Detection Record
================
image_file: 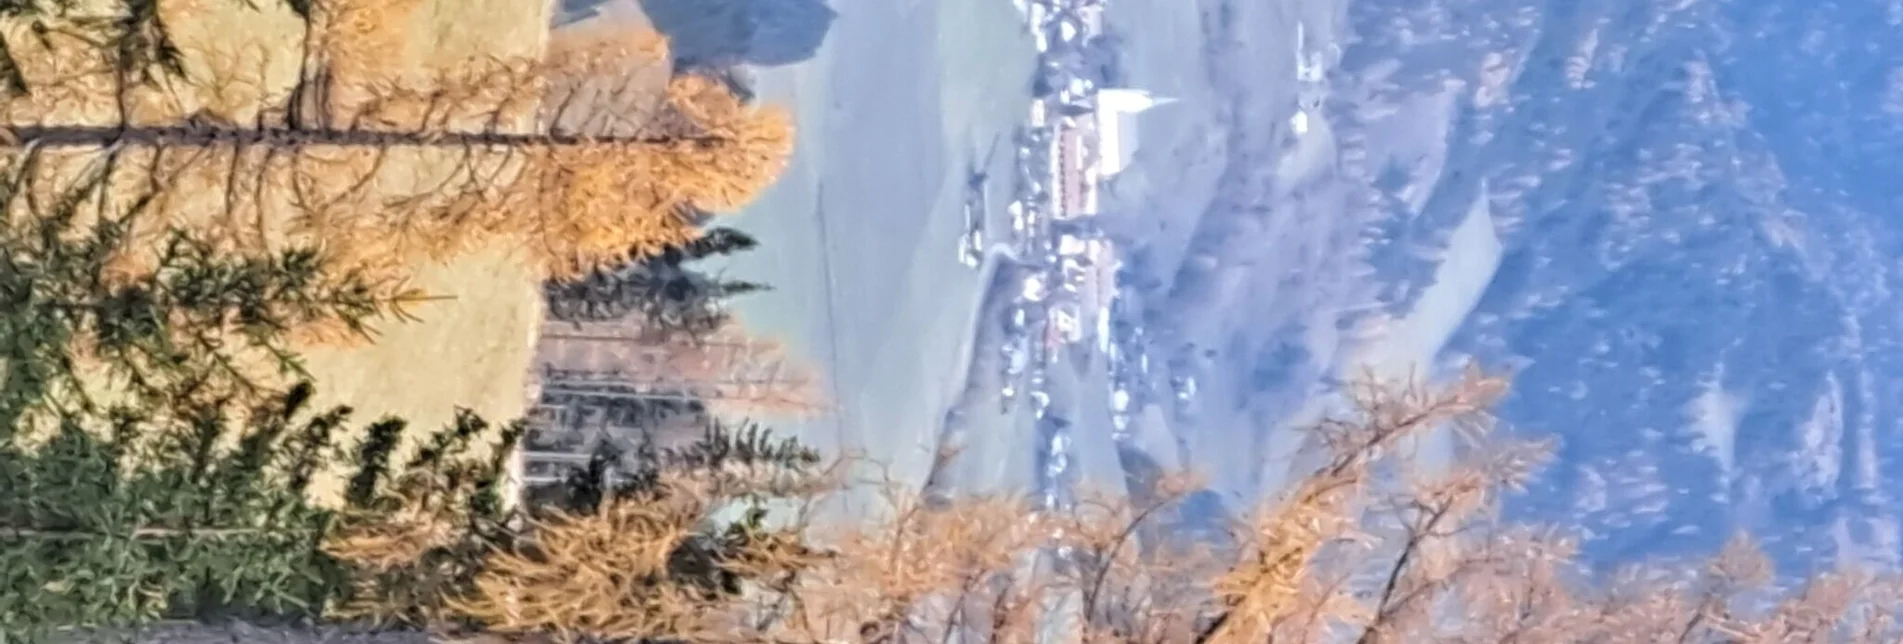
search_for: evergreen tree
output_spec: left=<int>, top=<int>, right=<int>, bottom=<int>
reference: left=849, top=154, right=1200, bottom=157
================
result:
left=535, top=419, right=820, bottom=514
left=0, top=4, right=822, bottom=640
left=544, top=225, right=772, bottom=338
left=0, top=151, right=521, bottom=639
left=0, top=387, right=526, bottom=640
left=0, top=147, right=417, bottom=429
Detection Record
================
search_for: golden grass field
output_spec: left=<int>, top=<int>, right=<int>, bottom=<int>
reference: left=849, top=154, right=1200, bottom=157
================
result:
left=296, top=0, right=553, bottom=503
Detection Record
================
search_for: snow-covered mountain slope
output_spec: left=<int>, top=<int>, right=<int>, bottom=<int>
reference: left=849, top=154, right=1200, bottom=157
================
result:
left=1380, top=0, right=1903, bottom=570
left=1122, top=0, right=1903, bottom=571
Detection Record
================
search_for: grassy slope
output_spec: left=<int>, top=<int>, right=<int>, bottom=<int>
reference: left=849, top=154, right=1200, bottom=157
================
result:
left=295, top=0, right=552, bottom=504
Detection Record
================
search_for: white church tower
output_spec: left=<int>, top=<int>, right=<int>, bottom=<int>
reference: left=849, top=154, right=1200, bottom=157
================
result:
left=1096, top=88, right=1177, bottom=116
left=1092, top=89, right=1177, bottom=179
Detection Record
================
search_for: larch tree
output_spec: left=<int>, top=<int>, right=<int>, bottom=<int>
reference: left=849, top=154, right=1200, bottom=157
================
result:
left=681, top=369, right=1903, bottom=644
left=0, top=0, right=796, bottom=295
left=423, top=422, right=828, bottom=642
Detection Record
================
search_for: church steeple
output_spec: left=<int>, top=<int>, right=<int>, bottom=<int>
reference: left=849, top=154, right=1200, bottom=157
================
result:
left=1096, top=88, right=1177, bottom=114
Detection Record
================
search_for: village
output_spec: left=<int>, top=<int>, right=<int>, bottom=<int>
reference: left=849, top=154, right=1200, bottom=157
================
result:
left=955, top=0, right=1198, bottom=514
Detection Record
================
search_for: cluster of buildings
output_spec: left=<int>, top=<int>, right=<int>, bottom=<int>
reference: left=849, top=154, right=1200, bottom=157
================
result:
left=958, top=0, right=1176, bottom=435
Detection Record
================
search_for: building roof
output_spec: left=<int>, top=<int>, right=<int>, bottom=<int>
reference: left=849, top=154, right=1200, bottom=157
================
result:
left=1093, top=89, right=1176, bottom=179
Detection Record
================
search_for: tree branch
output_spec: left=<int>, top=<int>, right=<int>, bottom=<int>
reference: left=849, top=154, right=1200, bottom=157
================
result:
left=6, top=124, right=724, bottom=149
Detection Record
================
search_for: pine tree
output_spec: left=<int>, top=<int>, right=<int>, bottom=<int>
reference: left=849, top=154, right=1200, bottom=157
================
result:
left=0, top=167, right=825, bottom=638
left=0, top=151, right=524, bottom=638
left=544, top=225, right=771, bottom=338
left=0, top=385, right=528, bottom=640
left=0, top=144, right=425, bottom=428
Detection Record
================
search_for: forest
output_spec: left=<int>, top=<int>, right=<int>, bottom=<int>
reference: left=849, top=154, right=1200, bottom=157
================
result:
left=2, top=1, right=1903, bottom=643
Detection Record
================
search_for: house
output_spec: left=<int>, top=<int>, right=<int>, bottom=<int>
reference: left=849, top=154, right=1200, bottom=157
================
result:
left=1050, top=88, right=1176, bottom=219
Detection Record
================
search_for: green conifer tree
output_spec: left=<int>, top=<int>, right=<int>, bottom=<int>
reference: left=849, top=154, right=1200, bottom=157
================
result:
left=544, top=225, right=771, bottom=337
left=0, top=144, right=518, bottom=640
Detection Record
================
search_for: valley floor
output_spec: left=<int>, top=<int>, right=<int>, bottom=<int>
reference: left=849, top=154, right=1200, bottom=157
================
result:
left=718, top=0, right=1039, bottom=519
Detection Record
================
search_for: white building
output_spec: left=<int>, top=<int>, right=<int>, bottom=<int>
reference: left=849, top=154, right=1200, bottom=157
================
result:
left=1093, top=88, right=1176, bottom=179
left=1051, top=88, right=1177, bottom=219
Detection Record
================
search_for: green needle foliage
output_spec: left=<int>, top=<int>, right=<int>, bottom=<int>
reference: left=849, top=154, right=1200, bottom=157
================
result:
left=544, top=225, right=770, bottom=337
left=0, top=383, right=527, bottom=641
left=2, top=386, right=347, bottom=633
left=0, top=143, right=513, bottom=639
left=0, top=146, right=425, bottom=427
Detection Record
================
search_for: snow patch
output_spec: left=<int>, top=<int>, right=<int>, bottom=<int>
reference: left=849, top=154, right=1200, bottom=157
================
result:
left=1566, top=20, right=1606, bottom=89
left=1794, top=374, right=1845, bottom=492
left=1348, top=181, right=1504, bottom=381
left=1683, top=370, right=1745, bottom=484
left=1273, top=182, right=1505, bottom=481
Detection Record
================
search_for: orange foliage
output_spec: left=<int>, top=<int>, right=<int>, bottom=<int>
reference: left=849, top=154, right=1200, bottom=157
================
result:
left=654, top=74, right=798, bottom=211
left=310, top=369, right=1903, bottom=643
left=445, top=493, right=720, bottom=641
left=1, top=7, right=793, bottom=291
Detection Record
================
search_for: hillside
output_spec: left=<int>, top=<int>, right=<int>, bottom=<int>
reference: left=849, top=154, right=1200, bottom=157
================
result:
left=1097, top=0, right=1903, bottom=573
